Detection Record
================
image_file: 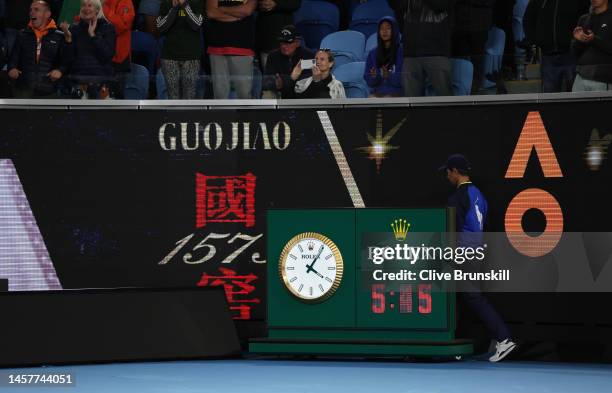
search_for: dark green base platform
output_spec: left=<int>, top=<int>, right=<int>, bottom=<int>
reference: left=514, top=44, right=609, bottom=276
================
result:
left=249, top=338, right=473, bottom=357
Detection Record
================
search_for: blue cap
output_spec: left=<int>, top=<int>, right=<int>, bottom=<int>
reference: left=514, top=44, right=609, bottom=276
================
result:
left=439, top=154, right=471, bottom=171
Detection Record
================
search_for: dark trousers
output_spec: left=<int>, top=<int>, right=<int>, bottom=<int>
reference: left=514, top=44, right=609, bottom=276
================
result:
left=541, top=52, right=576, bottom=93
left=452, top=30, right=489, bottom=91
left=402, top=56, right=453, bottom=97
left=461, top=291, right=511, bottom=342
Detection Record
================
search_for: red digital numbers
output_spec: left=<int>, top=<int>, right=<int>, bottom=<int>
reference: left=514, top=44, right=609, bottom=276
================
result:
left=371, top=284, right=385, bottom=314
left=371, top=284, right=432, bottom=314
left=418, top=284, right=432, bottom=314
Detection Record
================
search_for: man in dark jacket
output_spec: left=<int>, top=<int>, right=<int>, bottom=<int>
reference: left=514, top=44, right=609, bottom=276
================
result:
left=7, top=0, right=70, bottom=98
left=390, top=0, right=455, bottom=97
left=262, top=25, right=314, bottom=98
left=256, top=0, right=301, bottom=68
left=524, top=0, right=590, bottom=92
left=571, top=0, right=612, bottom=91
left=452, top=0, right=496, bottom=93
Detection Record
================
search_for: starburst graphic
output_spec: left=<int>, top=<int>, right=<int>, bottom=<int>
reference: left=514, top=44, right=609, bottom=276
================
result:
left=357, top=111, right=407, bottom=172
left=584, top=128, right=611, bottom=171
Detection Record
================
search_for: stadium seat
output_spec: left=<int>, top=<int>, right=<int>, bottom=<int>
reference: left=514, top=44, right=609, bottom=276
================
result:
left=131, top=30, right=158, bottom=74
left=482, top=27, right=505, bottom=89
left=364, top=33, right=377, bottom=58
left=424, top=58, right=473, bottom=96
left=124, top=63, right=150, bottom=99
left=450, top=58, right=473, bottom=96
left=349, top=0, right=395, bottom=38
left=294, top=1, right=340, bottom=50
left=334, top=61, right=369, bottom=98
left=320, top=30, right=366, bottom=68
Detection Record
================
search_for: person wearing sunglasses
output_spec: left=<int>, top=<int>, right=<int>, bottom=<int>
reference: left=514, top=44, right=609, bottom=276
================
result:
left=291, top=48, right=345, bottom=99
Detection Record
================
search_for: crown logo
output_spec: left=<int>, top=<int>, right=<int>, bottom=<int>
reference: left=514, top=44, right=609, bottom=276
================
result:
left=391, top=219, right=410, bottom=241
left=307, top=242, right=315, bottom=251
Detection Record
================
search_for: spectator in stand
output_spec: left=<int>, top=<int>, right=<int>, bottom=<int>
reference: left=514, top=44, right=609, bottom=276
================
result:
left=7, top=0, right=69, bottom=98
left=523, top=0, right=591, bottom=93
left=62, top=0, right=116, bottom=98
left=571, top=0, right=612, bottom=92
left=206, top=0, right=257, bottom=99
left=390, top=0, right=454, bottom=97
left=7, top=0, right=61, bottom=29
left=292, top=48, right=345, bottom=98
left=102, top=0, right=135, bottom=98
left=364, top=16, right=403, bottom=97
left=256, top=0, right=300, bottom=69
left=137, top=0, right=161, bottom=35
left=157, top=0, right=203, bottom=99
left=452, top=0, right=495, bottom=93
left=262, top=25, right=314, bottom=98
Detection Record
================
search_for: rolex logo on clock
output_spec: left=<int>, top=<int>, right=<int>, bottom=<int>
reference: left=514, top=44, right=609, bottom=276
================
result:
left=279, top=232, right=344, bottom=303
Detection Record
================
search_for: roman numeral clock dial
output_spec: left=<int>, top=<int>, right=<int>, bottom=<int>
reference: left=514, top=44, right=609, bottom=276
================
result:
left=279, top=232, right=344, bottom=303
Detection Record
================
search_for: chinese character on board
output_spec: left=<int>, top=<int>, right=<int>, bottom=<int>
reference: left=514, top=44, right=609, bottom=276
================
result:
left=197, top=267, right=261, bottom=320
left=196, top=173, right=256, bottom=228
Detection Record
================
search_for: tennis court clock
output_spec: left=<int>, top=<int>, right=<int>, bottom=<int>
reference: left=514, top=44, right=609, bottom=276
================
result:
left=249, top=208, right=472, bottom=357
left=279, top=232, right=344, bottom=303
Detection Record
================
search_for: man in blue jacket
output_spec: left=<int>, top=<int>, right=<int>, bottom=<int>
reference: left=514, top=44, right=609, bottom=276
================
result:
left=441, top=154, right=517, bottom=362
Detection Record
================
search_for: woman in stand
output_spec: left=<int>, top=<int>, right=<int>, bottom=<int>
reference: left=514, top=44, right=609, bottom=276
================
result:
left=364, top=16, right=403, bottom=97
left=292, top=48, right=345, bottom=98
left=156, top=0, right=203, bottom=99
left=61, top=0, right=116, bottom=98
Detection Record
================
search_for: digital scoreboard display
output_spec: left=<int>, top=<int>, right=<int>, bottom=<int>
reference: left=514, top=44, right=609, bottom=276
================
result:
left=253, top=207, right=463, bottom=357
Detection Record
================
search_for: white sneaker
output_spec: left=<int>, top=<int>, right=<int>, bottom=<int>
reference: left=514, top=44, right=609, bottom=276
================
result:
left=489, top=339, right=516, bottom=362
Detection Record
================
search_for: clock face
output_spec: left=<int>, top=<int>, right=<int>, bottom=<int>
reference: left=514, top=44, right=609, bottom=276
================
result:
left=279, top=232, right=343, bottom=303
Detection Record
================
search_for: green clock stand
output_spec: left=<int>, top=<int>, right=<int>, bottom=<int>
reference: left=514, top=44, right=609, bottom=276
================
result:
left=249, top=208, right=473, bottom=357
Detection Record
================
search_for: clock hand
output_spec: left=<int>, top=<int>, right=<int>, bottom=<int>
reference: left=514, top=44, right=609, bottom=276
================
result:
left=305, top=264, right=324, bottom=279
left=306, top=247, right=324, bottom=274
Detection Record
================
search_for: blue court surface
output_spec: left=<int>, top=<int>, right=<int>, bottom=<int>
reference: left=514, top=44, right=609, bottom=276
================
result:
left=2, top=359, right=611, bottom=392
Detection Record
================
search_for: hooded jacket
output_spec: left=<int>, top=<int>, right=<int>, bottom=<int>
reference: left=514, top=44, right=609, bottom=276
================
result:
left=364, top=16, right=403, bottom=96
left=8, top=19, right=70, bottom=95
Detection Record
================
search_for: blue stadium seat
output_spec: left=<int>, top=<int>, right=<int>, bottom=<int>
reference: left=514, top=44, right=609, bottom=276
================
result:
left=425, top=58, right=473, bottom=96
left=364, top=32, right=377, bottom=58
left=294, top=1, right=340, bottom=50
left=450, top=58, right=473, bottom=96
left=156, top=71, right=167, bottom=99
left=334, top=61, right=369, bottom=98
left=349, top=0, right=395, bottom=39
left=482, top=27, right=505, bottom=89
left=131, top=30, right=158, bottom=74
left=124, top=63, right=150, bottom=99
left=320, top=30, right=366, bottom=68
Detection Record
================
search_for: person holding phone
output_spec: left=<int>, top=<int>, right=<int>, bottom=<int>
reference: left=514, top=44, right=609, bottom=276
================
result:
left=292, top=48, right=345, bottom=99
left=571, top=0, right=612, bottom=92
left=262, top=25, right=314, bottom=98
